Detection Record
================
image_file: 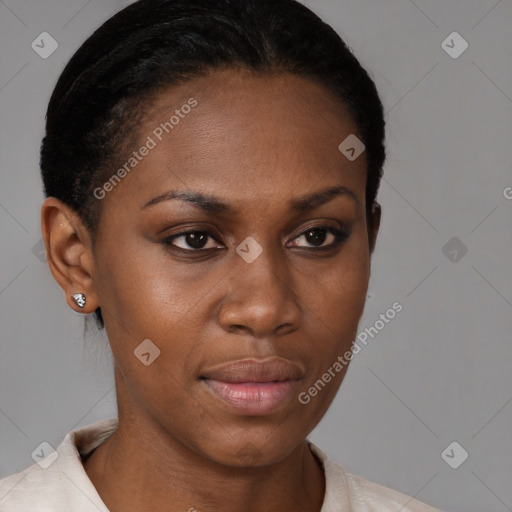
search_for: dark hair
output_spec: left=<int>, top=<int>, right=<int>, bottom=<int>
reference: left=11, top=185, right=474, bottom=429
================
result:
left=41, top=0, right=386, bottom=329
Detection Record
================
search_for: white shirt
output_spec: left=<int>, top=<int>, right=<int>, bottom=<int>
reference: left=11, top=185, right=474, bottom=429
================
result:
left=0, top=418, right=442, bottom=511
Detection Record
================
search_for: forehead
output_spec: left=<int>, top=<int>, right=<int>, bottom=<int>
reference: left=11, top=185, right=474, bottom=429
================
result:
left=99, top=68, right=367, bottom=215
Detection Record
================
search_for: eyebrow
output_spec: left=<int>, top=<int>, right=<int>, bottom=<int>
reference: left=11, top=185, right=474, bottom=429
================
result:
left=142, top=185, right=360, bottom=214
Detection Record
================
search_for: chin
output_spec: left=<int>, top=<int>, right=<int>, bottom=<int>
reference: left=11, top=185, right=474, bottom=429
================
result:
left=194, top=425, right=306, bottom=468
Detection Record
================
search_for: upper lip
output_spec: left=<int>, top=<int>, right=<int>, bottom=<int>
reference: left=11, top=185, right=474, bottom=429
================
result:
left=200, top=357, right=304, bottom=383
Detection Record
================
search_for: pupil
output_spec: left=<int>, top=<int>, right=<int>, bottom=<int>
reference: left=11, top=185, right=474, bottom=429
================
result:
left=306, top=228, right=326, bottom=246
left=186, top=232, right=207, bottom=249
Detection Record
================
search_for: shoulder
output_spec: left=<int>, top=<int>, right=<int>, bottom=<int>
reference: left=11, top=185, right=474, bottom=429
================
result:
left=308, top=442, right=444, bottom=512
left=0, top=461, right=68, bottom=511
left=0, top=418, right=117, bottom=512
left=344, top=472, right=442, bottom=512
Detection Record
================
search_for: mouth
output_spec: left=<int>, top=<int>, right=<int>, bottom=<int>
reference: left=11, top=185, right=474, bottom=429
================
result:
left=199, top=358, right=304, bottom=416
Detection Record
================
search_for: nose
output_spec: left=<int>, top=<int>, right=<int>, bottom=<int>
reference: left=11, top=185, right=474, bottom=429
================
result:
left=217, top=243, right=302, bottom=339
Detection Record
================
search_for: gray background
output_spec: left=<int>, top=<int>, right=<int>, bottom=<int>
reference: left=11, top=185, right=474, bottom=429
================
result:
left=1, top=1, right=511, bottom=511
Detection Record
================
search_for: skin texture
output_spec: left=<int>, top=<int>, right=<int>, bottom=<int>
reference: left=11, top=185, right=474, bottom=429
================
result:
left=41, top=68, right=381, bottom=512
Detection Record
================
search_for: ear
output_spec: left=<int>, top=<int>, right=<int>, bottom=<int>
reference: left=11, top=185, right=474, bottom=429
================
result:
left=41, top=197, right=99, bottom=314
left=368, top=201, right=381, bottom=255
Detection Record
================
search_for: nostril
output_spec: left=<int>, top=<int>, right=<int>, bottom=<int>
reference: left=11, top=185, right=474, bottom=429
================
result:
left=275, top=323, right=296, bottom=336
left=230, top=324, right=248, bottom=334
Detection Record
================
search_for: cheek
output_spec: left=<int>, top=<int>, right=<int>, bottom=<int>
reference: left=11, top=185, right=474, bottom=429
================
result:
left=296, top=235, right=370, bottom=387
left=94, top=238, right=186, bottom=329
left=293, top=241, right=370, bottom=418
left=309, top=238, right=370, bottom=325
left=93, top=239, right=221, bottom=385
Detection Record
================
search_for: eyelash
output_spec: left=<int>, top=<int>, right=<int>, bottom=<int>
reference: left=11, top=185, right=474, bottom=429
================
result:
left=162, top=225, right=349, bottom=254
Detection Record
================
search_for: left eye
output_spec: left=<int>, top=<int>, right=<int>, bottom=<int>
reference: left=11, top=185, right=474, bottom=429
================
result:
left=289, top=226, right=347, bottom=249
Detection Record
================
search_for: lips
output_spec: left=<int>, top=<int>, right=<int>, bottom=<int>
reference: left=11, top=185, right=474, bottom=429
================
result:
left=200, top=358, right=304, bottom=415
left=200, top=358, right=304, bottom=383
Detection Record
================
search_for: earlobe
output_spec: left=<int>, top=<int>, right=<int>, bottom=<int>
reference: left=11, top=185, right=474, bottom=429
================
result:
left=40, top=197, right=98, bottom=314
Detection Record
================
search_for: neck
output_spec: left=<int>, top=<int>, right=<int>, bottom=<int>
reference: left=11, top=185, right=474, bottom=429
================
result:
left=83, top=412, right=325, bottom=512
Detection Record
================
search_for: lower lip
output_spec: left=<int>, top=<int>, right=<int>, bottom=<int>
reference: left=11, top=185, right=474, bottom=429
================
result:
left=202, top=379, right=297, bottom=415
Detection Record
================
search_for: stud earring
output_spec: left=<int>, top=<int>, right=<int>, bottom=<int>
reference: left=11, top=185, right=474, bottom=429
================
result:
left=72, top=293, right=86, bottom=309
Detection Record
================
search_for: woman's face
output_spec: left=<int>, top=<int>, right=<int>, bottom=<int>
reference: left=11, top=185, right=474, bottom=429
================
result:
left=89, top=68, right=378, bottom=466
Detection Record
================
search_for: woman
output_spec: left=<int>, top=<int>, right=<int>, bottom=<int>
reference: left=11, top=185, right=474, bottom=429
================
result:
left=0, top=0, right=443, bottom=510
